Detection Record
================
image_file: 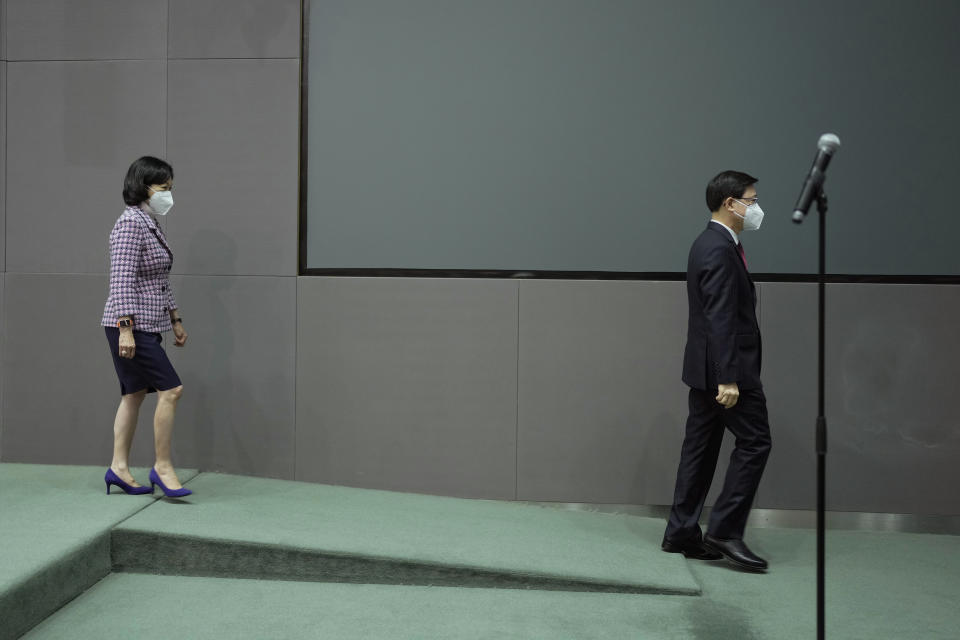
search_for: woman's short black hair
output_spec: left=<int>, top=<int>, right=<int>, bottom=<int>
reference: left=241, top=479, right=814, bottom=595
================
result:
left=705, top=170, right=758, bottom=212
left=122, top=156, right=174, bottom=206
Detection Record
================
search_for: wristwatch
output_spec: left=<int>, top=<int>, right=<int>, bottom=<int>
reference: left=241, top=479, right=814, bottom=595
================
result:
left=172, top=318, right=183, bottom=324
left=117, top=318, right=133, bottom=328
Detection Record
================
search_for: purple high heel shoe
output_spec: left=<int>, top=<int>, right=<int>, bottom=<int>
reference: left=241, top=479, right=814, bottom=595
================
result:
left=150, top=468, right=193, bottom=498
left=105, top=468, right=153, bottom=495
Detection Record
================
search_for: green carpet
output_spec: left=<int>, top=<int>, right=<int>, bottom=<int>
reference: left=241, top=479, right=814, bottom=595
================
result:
left=686, top=527, right=960, bottom=639
left=6, top=465, right=960, bottom=639
left=0, top=464, right=198, bottom=640
left=24, top=528, right=960, bottom=640
left=113, top=472, right=698, bottom=595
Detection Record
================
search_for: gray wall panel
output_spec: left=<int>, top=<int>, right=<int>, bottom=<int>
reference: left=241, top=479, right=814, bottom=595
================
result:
left=516, top=281, right=695, bottom=505
left=166, top=275, right=297, bottom=479
left=168, top=0, right=300, bottom=59
left=825, top=284, right=960, bottom=515
left=0, top=274, right=159, bottom=466
left=166, top=59, right=298, bottom=276
left=4, top=0, right=166, bottom=61
left=296, top=277, right=519, bottom=499
left=0, top=275, right=5, bottom=459
left=1, top=60, right=6, bottom=270
left=755, top=282, right=818, bottom=510
left=1, top=0, right=7, bottom=60
left=4, top=60, right=166, bottom=273
left=0, top=274, right=296, bottom=480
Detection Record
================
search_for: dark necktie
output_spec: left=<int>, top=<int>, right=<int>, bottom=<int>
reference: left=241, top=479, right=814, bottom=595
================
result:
left=736, top=243, right=748, bottom=270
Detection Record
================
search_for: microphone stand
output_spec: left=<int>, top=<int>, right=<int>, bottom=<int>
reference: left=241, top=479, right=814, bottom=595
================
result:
left=793, top=132, right=838, bottom=639
left=814, top=188, right=828, bottom=640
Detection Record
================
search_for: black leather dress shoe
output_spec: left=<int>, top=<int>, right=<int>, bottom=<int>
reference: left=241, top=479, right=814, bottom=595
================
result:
left=703, top=535, right=768, bottom=572
left=661, top=538, right=723, bottom=561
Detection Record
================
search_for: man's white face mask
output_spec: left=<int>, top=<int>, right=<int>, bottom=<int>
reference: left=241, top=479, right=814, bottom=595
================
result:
left=733, top=199, right=764, bottom=231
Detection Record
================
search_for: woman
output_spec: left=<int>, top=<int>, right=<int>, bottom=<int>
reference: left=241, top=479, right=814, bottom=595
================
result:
left=102, top=156, right=192, bottom=498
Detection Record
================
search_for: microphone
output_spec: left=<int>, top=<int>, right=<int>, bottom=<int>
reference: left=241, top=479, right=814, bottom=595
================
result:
left=792, top=133, right=841, bottom=223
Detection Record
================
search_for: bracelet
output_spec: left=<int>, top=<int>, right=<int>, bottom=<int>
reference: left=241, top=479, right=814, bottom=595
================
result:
left=172, top=318, right=183, bottom=324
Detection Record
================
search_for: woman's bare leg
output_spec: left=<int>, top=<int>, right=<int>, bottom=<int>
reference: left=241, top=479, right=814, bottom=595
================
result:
left=153, top=385, right=185, bottom=489
left=110, top=390, right=147, bottom=485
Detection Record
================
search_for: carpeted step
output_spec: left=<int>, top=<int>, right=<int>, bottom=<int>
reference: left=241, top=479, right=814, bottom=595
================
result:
left=22, top=573, right=702, bottom=640
left=0, top=464, right=198, bottom=640
left=112, top=472, right=700, bottom=595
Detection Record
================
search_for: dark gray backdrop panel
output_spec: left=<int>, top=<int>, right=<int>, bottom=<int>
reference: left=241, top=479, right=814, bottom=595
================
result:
left=306, top=0, right=960, bottom=274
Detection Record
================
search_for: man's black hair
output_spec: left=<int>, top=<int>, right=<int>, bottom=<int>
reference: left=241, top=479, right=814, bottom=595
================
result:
left=705, top=170, right=758, bottom=212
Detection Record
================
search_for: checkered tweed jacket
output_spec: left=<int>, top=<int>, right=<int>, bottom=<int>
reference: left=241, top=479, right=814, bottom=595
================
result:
left=101, top=206, right=178, bottom=333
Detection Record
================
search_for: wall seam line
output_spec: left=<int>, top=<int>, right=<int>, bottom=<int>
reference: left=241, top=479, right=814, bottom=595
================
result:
left=293, top=278, right=298, bottom=481
left=164, top=0, right=169, bottom=161
left=3, top=52, right=6, bottom=273
left=515, top=282, right=520, bottom=501
left=2, top=23, right=7, bottom=460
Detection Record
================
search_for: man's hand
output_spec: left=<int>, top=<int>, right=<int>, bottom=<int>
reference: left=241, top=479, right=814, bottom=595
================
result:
left=716, top=382, right=740, bottom=409
left=173, top=322, right=188, bottom=347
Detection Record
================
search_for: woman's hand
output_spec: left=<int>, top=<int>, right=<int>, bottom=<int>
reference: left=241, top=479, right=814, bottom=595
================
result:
left=119, top=328, right=136, bottom=359
left=173, top=322, right=188, bottom=347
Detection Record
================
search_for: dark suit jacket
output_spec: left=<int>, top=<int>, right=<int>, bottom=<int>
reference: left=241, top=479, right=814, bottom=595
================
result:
left=682, top=221, right=762, bottom=391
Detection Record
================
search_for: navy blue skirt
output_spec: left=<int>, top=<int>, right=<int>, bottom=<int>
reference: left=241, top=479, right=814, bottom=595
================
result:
left=105, top=327, right=182, bottom=395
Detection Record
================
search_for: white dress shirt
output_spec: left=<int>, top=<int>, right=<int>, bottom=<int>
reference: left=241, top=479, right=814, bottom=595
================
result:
left=711, top=219, right=739, bottom=245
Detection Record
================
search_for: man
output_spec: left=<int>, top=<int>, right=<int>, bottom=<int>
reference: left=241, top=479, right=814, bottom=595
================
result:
left=662, top=170, right=772, bottom=572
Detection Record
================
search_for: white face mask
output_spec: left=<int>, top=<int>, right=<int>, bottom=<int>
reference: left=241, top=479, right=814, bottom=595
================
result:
left=146, top=189, right=174, bottom=216
left=733, top=199, right=764, bottom=231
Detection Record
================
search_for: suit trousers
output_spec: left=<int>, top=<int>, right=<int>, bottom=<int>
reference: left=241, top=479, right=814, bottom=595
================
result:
left=664, top=386, right=771, bottom=543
